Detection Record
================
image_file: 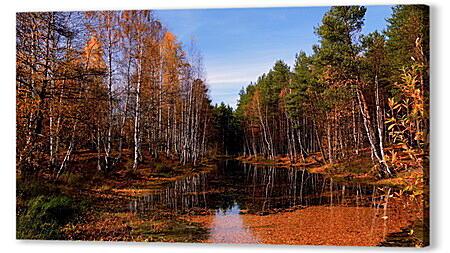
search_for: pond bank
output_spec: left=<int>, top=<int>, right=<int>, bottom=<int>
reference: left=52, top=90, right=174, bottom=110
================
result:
left=66, top=158, right=215, bottom=242
left=236, top=150, right=426, bottom=195
left=17, top=153, right=215, bottom=241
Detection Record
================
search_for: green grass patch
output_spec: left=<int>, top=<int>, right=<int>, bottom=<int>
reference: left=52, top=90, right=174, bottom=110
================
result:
left=131, top=216, right=208, bottom=243
left=17, top=195, right=85, bottom=240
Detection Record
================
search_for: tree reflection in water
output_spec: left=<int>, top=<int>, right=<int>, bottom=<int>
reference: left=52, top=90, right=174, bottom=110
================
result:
left=129, top=160, right=393, bottom=214
left=127, top=160, right=421, bottom=245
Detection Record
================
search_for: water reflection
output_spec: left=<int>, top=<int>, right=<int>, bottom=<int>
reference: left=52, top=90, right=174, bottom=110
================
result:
left=129, top=160, right=393, bottom=215
left=209, top=202, right=259, bottom=244
left=216, top=202, right=240, bottom=215
left=127, top=160, right=421, bottom=245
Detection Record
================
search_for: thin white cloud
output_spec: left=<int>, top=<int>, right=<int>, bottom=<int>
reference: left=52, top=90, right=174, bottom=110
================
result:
left=208, top=78, right=252, bottom=84
left=210, top=90, right=238, bottom=96
left=206, top=64, right=267, bottom=86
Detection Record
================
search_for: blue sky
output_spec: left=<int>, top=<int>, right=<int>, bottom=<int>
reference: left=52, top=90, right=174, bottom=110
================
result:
left=155, top=5, right=393, bottom=108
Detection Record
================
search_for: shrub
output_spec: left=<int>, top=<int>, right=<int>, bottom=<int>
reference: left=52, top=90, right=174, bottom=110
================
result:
left=17, top=195, right=79, bottom=240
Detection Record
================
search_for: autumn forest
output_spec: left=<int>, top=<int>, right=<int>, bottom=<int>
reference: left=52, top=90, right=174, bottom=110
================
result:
left=16, top=5, right=429, bottom=246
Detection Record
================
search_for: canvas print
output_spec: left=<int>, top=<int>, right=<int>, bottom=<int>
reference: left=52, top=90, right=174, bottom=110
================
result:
left=16, top=5, right=429, bottom=247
